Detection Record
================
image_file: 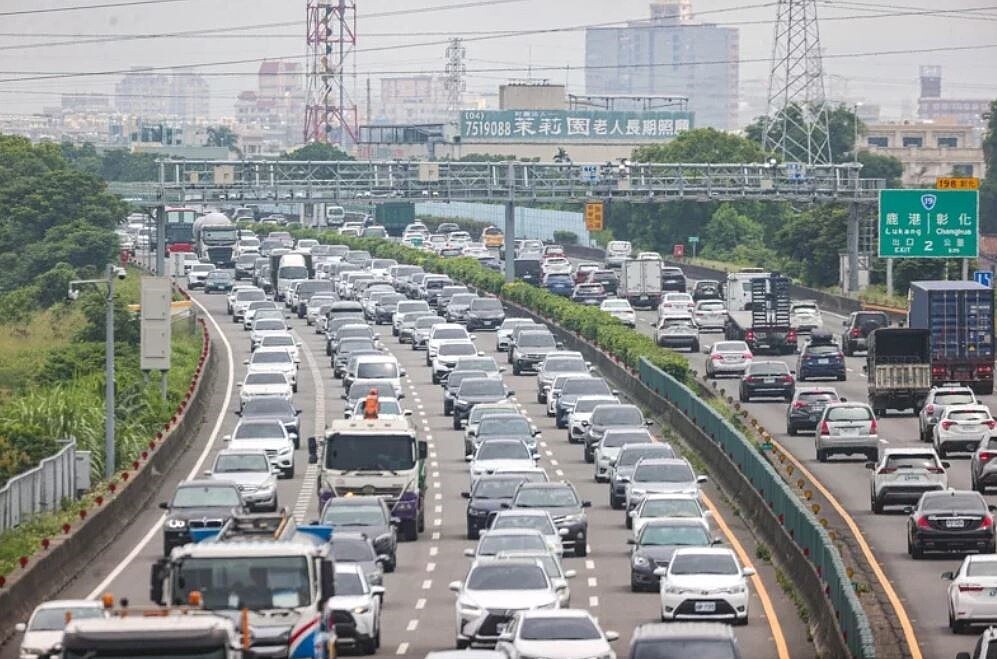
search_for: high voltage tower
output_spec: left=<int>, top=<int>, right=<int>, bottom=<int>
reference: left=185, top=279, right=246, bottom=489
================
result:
left=304, top=0, right=358, bottom=146
left=444, top=37, right=467, bottom=113
left=763, top=0, right=832, bottom=165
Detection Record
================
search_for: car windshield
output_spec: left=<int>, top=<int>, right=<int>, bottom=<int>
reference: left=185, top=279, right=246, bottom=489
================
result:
left=493, top=514, right=554, bottom=534
left=632, top=639, right=738, bottom=659
left=545, top=358, right=587, bottom=373
left=214, top=454, right=270, bottom=473
left=354, top=399, right=401, bottom=416
left=884, top=454, right=939, bottom=469
left=563, top=379, right=611, bottom=396
left=519, top=333, right=556, bottom=348
left=640, top=524, right=710, bottom=546
left=245, top=373, right=286, bottom=385
left=466, top=564, right=548, bottom=590
left=479, top=417, right=531, bottom=437
left=357, top=362, right=398, bottom=379
left=439, top=343, right=477, bottom=357
left=339, top=327, right=373, bottom=340
left=635, top=463, right=694, bottom=483
left=826, top=406, right=873, bottom=422
left=670, top=553, right=739, bottom=576
left=242, top=398, right=295, bottom=418
left=922, top=494, right=985, bottom=513
left=254, top=320, right=285, bottom=331
left=238, top=291, right=267, bottom=302
left=471, top=299, right=503, bottom=311
left=641, top=498, right=702, bottom=518
left=333, top=571, right=365, bottom=596
left=520, top=617, right=600, bottom=641
left=715, top=342, right=748, bottom=352
left=799, top=391, right=837, bottom=404
left=472, top=477, right=524, bottom=499
left=434, top=328, right=468, bottom=340
left=460, top=379, right=505, bottom=397
left=949, top=410, right=991, bottom=422
left=967, top=561, right=997, bottom=577
left=620, top=447, right=673, bottom=467
left=593, top=406, right=643, bottom=426
left=252, top=352, right=291, bottom=365
left=279, top=266, right=308, bottom=279
left=339, top=340, right=376, bottom=354
left=326, top=433, right=415, bottom=471
left=478, top=534, right=547, bottom=555
left=416, top=317, right=441, bottom=329
left=346, top=383, right=396, bottom=400
left=806, top=345, right=840, bottom=356
left=234, top=422, right=283, bottom=440
left=698, top=301, right=724, bottom=310
left=322, top=504, right=386, bottom=527
left=172, top=485, right=241, bottom=508
left=573, top=398, right=616, bottom=413
left=262, top=336, right=295, bottom=348
left=331, top=539, right=376, bottom=562
left=935, top=393, right=976, bottom=406
left=515, top=487, right=578, bottom=508
left=477, top=442, right=530, bottom=460
left=173, top=555, right=311, bottom=610
left=30, top=606, right=104, bottom=631
left=456, top=358, right=497, bottom=372
left=748, top=362, right=788, bottom=375
left=604, top=431, right=653, bottom=448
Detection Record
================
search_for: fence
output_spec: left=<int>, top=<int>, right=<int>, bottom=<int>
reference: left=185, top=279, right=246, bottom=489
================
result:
left=638, top=358, right=877, bottom=658
left=414, top=201, right=590, bottom=243
left=0, top=440, right=79, bottom=532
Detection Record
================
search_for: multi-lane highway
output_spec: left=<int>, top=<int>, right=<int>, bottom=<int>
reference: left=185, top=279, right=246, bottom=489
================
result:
left=4, top=266, right=818, bottom=658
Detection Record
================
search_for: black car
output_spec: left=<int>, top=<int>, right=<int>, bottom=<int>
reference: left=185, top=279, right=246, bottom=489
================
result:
left=586, top=269, right=618, bottom=296
left=628, top=518, right=719, bottom=592
left=906, top=490, right=997, bottom=559
left=514, top=258, right=542, bottom=285
left=437, top=222, right=460, bottom=234
left=692, top=279, right=722, bottom=301
left=660, top=267, right=687, bottom=292
left=797, top=331, right=846, bottom=381
left=554, top=376, right=617, bottom=429
left=508, top=482, right=591, bottom=557
left=238, top=396, right=302, bottom=447
left=160, top=480, right=246, bottom=555
left=452, top=377, right=514, bottom=429
left=234, top=255, right=257, bottom=280
left=465, top=297, right=506, bottom=331
left=294, top=281, right=335, bottom=318
left=739, top=361, right=795, bottom=402
left=841, top=311, right=890, bottom=356
left=462, top=475, right=541, bottom=540
left=510, top=330, right=561, bottom=375
left=320, top=496, right=398, bottom=571
left=441, top=370, right=488, bottom=416
left=204, top=271, right=235, bottom=293
left=786, top=387, right=840, bottom=435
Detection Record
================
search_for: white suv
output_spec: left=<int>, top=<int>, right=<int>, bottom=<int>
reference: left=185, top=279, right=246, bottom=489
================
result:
left=867, top=447, right=950, bottom=514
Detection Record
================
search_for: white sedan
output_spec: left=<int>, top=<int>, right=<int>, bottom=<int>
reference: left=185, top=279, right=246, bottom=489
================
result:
left=327, top=563, right=384, bottom=654
left=657, top=547, right=754, bottom=624
left=600, top=299, right=636, bottom=327
left=496, top=609, right=618, bottom=659
left=945, top=554, right=997, bottom=633
left=238, top=372, right=293, bottom=410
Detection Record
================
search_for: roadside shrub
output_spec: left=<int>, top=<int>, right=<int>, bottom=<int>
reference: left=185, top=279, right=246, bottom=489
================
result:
left=553, top=230, right=578, bottom=245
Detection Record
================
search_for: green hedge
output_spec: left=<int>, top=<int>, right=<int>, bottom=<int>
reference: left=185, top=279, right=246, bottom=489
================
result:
left=267, top=226, right=690, bottom=383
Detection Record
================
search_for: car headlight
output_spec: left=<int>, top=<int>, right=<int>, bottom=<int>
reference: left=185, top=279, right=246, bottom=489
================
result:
left=560, top=513, right=585, bottom=524
left=468, top=508, right=488, bottom=517
left=632, top=554, right=649, bottom=567
left=352, top=605, right=371, bottom=614
left=718, top=584, right=746, bottom=594
left=166, top=518, right=186, bottom=529
left=456, top=399, right=469, bottom=406
left=631, top=489, right=646, bottom=497
left=459, top=603, right=482, bottom=616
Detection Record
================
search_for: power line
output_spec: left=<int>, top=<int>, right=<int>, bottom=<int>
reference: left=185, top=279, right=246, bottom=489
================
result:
left=0, top=0, right=206, bottom=17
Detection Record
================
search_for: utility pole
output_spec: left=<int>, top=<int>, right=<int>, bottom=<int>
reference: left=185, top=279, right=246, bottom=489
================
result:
left=504, top=161, right=516, bottom=283
left=155, top=206, right=166, bottom=276
left=847, top=204, right=860, bottom=293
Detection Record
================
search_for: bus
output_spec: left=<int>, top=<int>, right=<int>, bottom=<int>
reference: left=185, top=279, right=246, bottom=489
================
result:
left=164, top=207, right=198, bottom=255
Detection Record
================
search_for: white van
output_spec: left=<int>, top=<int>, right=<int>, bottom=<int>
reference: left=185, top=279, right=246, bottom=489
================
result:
left=326, top=205, right=346, bottom=227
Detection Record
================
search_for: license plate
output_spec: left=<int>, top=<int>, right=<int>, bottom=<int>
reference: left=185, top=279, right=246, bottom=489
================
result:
left=946, top=519, right=965, bottom=528
left=818, top=359, right=829, bottom=365
left=903, top=474, right=921, bottom=481
left=841, top=427, right=859, bottom=436
left=960, top=425, right=982, bottom=432
left=640, top=295, right=649, bottom=301
left=694, top=601, right=716, bottom=613
left=763, top=378, right=776, bottom=384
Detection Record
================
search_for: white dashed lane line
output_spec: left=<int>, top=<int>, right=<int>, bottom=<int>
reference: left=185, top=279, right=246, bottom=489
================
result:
left=291, top=330, right=327, bottom=522
left=396, top=642, right=409, bottom=655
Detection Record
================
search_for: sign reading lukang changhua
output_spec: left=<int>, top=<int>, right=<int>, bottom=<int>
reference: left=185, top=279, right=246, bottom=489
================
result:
left=459, top=110, right=694, bottom=142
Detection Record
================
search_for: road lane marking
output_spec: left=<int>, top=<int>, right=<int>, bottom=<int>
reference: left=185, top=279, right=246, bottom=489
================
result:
left=87, top=290, right=235, bottom=599
left=415, top=598, right=426, bottom=609
left=430, top=546, right=438, bottom=556
left=701, top=492, right=790, bottom=659
left=396, top=642, right=409, bottom=655
left=426, top=562, right=436, bottom=572
left=585, top=560, right=595, bottom=570
left=589, top=595, right=599, bottom=607
left=422, top=580, right=432, bottom=589
left=292, top=332, right=326, bottom=521
left=406, top=619, right=419, bottom=631
left=587, top=577, right=598, bottom=588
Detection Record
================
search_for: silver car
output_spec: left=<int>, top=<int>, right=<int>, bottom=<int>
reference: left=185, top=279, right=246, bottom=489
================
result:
left=625, top=458, right=705, bottom=516
left=815, top=402, right=879, bottom=463
left=692, top=299, right=727, bottom=332
left=933, top=404, right=995, bottom=458
left=567, top=395, right=620, bottom=445
left=594, top=427, right=655, bottom=483
left=582, top=403, right=649, bottom=464
left=704, top=341, right=753, bottom=378
left=497, top=318, right=540, bottom=352
left=206, top=449, right=279, bottom=512
left=918, top=386, right=977, bottom=442
left=536, top=352, right=591, bottom=404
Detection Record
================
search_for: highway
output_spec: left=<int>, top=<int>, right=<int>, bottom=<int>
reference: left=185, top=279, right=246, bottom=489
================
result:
left=617, top=275, right=997, bottom=659
left=3, top=271, right=814, bottom=658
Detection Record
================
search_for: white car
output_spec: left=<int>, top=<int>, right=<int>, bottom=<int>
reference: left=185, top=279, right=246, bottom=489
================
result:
left=594, top=427, right=655, bottom=483
left=238, top=372, right=293, bottom=410
left=868, top=448, right=949, bottom=514
left=496, top=609, right=618, bottom=659
left=242, top=301, right=282, bottom=330
left=630, top=493, right=712, bottom=540
left=790, top=301, right=823, bottom=332
left=489, top=510, right=565, bottom=556
left=326, top=563, right=384, bottom=654
left=225, top=419, right=295, bottom=478
left=541, top=257, right=572, bottom=276
left=230, top=287, right=268, bottom=321
left=600, top=299, right=636, bottom=327
left=605, top=240, right=632, bottom=267
left=658, top=292, right=694, bottom=314
left=944, top=553, right=997, bottom=633
left=15, top=600, right=106, bottom=659
left=450, top=557, right=560, bottom=648
left=933, top=404, right=996, bottom=459
left=693, top=299, right=728, bottom=332
left=250, top=318, right=289, bottom=351
left=625, top=458, right=707, bottom=514
left=186, top=263, right=215, bottom=288
left=426, top=324, right=475, bottom=361
left=656, top=547, right=754, bottom=624
left=246, top=308, right=285, bottom=332
left=295, top=238, right=319, bottom=254
left=705, top=341, right=753, bottom=378
left=343, top=354, right=406, bottom=398
left=257, top=333, right=301, bottom=364
left=392, top=300, right=431, bottom=335
left=468, top=439, right=536, bottom=483
left=245, top=348, right=298, bottom=392
left=306, top=295, right=337, bottom=325
left=496, top=318, right=538, bottom=352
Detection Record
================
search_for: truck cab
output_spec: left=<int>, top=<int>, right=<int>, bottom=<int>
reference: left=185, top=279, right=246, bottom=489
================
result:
left=59, top=611, right=244, bottom=659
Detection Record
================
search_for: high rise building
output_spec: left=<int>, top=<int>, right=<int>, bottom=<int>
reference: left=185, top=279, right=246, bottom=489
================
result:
left=232, top=60, right=305, bottom=153
left=584, top=2, right=738, bottom=130
left=917, top=65, right=991, bottom=127
left=114, top=69, right=209, bottom=121
left=379, top=76, right=449, bottom=124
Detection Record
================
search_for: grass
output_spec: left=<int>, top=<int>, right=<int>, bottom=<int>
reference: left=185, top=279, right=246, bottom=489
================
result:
left=0, top=305, right=82, bottom=400
left=775, top=567, right=812, bottom=626
left=856, top=285, right=907, bottom=310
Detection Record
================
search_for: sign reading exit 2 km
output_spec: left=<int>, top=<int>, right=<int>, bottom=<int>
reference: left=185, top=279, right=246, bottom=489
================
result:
left=878, top=189, right=979, bottom=258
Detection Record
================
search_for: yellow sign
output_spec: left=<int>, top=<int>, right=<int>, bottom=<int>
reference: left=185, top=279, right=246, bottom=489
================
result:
left=936, top=177, right=980, bottom=190
left=585, top=202, right=604, bottom=231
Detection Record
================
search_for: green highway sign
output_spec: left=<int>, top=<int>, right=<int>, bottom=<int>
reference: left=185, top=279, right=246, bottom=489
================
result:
left=878, top=189, right=979, bottom=258
left=688, top=236, right=700, bottom=244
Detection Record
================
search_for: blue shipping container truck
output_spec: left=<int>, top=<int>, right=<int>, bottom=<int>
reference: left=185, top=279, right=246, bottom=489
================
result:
left=907, top=281, right=995, bottom=395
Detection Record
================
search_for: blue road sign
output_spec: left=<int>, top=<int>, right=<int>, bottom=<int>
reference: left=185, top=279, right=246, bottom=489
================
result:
left=579, top=164, right=600, bottom=184
left=974, top=270, right=993, bottom=287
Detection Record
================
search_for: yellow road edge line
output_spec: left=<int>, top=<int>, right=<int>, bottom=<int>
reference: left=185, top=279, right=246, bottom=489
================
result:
left=701, top=492, right=791, bottom=659
left=765, top=436, right=922, bottom=658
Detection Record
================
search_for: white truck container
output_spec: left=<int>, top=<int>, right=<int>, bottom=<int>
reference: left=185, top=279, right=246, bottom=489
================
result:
left=619, top=258, right=663, bottom=309
left=277, top=252, right=310, bottom=302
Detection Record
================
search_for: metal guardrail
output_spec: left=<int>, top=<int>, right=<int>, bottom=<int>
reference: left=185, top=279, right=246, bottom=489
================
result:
left=108, top=159, right=883, bottom=207
left=0, top=440, right=80, bottom=532
left=638, top=359, right=877, bottom=658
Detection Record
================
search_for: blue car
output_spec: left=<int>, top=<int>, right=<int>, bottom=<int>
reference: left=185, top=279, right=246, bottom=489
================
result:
left=543, top=274, right=574, bottom=297
left=797, top=332, right=846, bottom=381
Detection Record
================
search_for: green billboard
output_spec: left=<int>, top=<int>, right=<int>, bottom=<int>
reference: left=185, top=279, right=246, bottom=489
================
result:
left=459, top=110, right=693, bottom=142
left=878, top=189, right=979, bottom=258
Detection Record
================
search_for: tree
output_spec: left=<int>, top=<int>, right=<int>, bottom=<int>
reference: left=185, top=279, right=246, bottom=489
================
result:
left=857, top=151, right=904, bottom=188
left=205, top=125, right=239, bottom=149
left=981, top=100, right=997, bottom=233
left=772, top=204, right=849, bottom=287
left=283, top=142, right=353, bottom=161
left=701, top=204, right=764, bottom=256
left=633, top=128, right=768, bottom=163
left=745, top=103, right=861, bottom=163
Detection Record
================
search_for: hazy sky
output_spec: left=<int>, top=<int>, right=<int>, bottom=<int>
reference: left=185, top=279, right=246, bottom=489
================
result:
left=1, top=0, right=995, bottom=123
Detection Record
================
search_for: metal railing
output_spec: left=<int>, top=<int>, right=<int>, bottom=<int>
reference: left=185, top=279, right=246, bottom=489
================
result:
left=108, top=159, right=883, bottom=207
left=638, top=359, right=877, bottom=658
left=0, top=440, right=80, bottom=532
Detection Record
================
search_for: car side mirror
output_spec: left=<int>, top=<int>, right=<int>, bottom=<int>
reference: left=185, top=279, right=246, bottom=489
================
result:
left=242, top=359, right=250, bottom=365
left=371, top=585, right=386, bottom=597
left=652, top=567, right=668, bottom=577
left=341, top=393, right=348, bottom=400
left=506, top=391, right=515, bottom=397
left=531, top=426, right=540, bottom=435
left=942, top=462, right=951, bottom=469
left=626, top=538, right=635, bottom=545
left=957, top=653, right=972, bottom=659
left=611, top=389, right=620, bottom=396
left=646, top=420, right=654, bottom=426
left=558, top=527, right=570, bottom=537
left=463, top=548, right=475, bottom=558
left=902, top=505, right=914, bottom=515
left=581, top=500, right=592, bottom=508
left=203, top=469, right=212, bottom=476
left=464, top=454, right=472, bottom=462
left=742, top=567, right=756, bottom=577
left=461, top=491, right=471, bottom=499
left=400, top=368, right=407, bottom=376
left=864, top=462, right=875, bottom=470
left=942, top=571, right=956, bottom=580
left=272, top=467, right=282, bottom=475
left=14, top=623, right=25, bottom=633
left=696, top=475, right=708, bottom=483
left=470, top=334, right=477, bottom=340
left=605, top=631, right=619, bottom=643
left=222, top=434, right=232, bottom=442
left=989, top=505, right=997, bottom=513
left=449, top=581, right=463, bottom=592
left=235, top=383, right=243, bottom=389
left=376, top=554, right=391, bottom=565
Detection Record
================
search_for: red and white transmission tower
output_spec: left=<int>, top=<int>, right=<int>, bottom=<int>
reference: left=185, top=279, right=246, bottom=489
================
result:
left=304, top=0, right=357, bottom=145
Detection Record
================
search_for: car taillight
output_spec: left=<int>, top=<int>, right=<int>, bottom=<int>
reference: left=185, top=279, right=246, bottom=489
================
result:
left=927, top=466, right=946, bottom=474
left=925, top=404, right=935, bottom=415
left=745, top=330, right=755, bottom=343
left=932, top=366, right=947, bottom=378
left=981, top=452, right=997, bottom=463
left=979, top=365, right=994, bottom=376
left=916, top=515, right=932, bottom=529
left=987, top=420, right=997, bottom=429
left=782, top=375, right=794, bottom=383
left=981, top=516, right=994, bottom=530
left=869, top=419, right=878, bottom=435
left=819, top=421, right=830, bottom=435
left=742, top=352, right=753, bottom=359
left=850, top=328, right=861, bottom=337
left=878, top=467, right=897, bottom=474
left=744, top=376, right=756, bottom=382
left=837, top=352, right=844, bottom=359
left=711, top=354, right=724, bottom=361
left=787, top=329, right=797, bottom=342
left=941, top=420, right=954, bottom=430
left=959, top=583, right=986, bottom=592
left=792, top=401, right=807, bottom=409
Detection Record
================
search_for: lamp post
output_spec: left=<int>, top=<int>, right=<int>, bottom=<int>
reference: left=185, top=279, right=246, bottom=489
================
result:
left=70, top=263, right=126, bottom=479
